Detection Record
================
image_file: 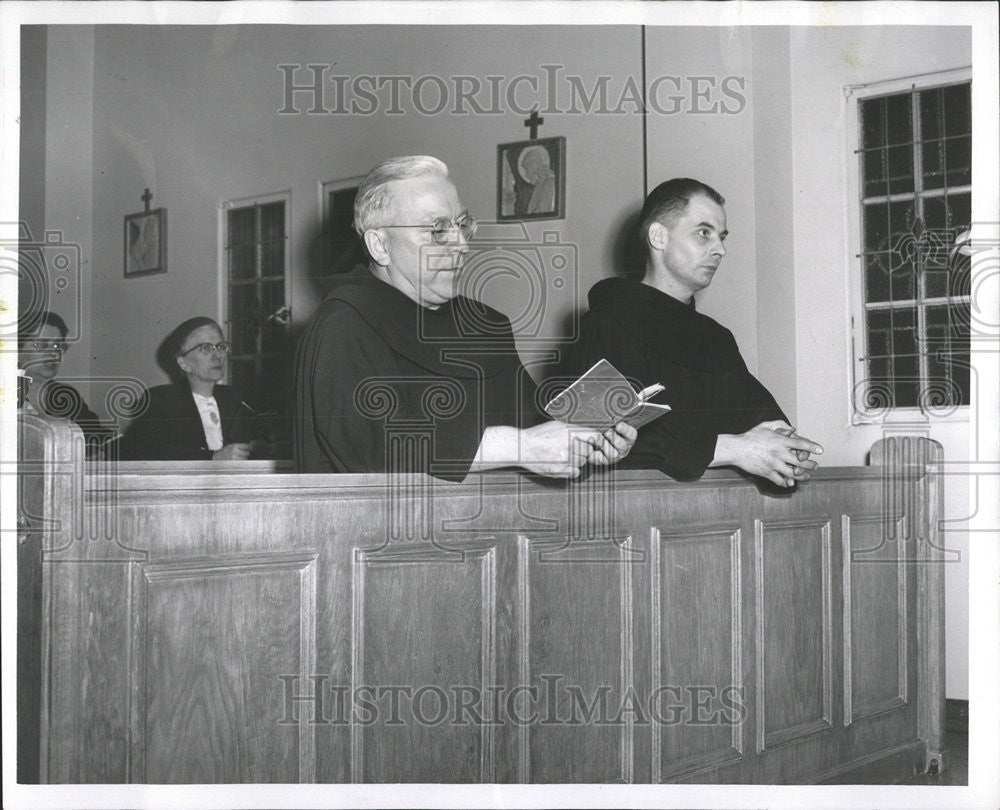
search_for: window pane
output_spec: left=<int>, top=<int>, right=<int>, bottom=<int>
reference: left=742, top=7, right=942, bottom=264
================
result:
left=920, top=87, right=943, bottom=140
left=892, top=363, right=919, bottom=407
left=861, top=97, right=886, bottom=148
left=925, top=303, right=970, bottom=408
left=925, top=267, right=948, bottom=299
left=888, top=198, right=915, bottom=264
left=227, top=208, right=257, bottom=281
left=950, top=254, right=972, bottom=301
left=863, top=148, right=887, bottom=197
left=863, top=203, right=889, bottom=252
left=887, top=144, right=914, bottom=194
left=259, top=202, right=285, bottom=242
left=923, top=195, right=949, bottom=233
left=865, top=355, right=891, bottom=410
left=865, top=306, right=920, bottom=409
left=866, top=308, right=891, bottom=356
left=946, top=192, right=971, bottom=231
left=865, top=254, right=891, bottom=303
left=227, top=207, right=256, bottom=249
left=890, top=304, right=919, bottom=408
left=229, top=285, right=259, bottom=356
left=260, top=237, right=284, bottom=278
left=945, top=135, right=971, bottom=186
left=886, top=93, right=912, bottom=145
left=943, top=83, right=971, bottom=136
left=260, top=282, right=286, bottom=355
left=228, top=243, right=256, bottom=282
left=891, top=306, right=918, bottom=356
left=891, top=265, right=916, bottom=301
left=921, top=139, right=945, bottom=190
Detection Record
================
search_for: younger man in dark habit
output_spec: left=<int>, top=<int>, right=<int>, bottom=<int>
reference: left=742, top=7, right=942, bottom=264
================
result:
left=560, top=178, right=822, bottom=488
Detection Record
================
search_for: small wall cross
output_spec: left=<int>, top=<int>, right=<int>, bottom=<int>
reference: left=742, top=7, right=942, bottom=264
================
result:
left=141, top=188, right=153, bottom=212
left=523, top=109, right=544, bottom=140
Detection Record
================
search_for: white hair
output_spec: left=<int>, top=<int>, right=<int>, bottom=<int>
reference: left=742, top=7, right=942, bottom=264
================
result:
left=353, top=155, right=449, bottom=236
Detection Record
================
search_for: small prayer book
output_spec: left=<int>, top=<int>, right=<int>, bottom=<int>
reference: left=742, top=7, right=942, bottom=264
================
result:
left=544, top=359, right=672, bottom=430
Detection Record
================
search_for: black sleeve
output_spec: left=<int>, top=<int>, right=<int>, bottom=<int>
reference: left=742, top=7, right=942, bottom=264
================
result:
left=746, top=372, right=788, bottom=426
left=557, top=314, right=718, bottom=480
left=119, top=389, right=213, bottom=461
left=296, top=306, right=485, bottom=480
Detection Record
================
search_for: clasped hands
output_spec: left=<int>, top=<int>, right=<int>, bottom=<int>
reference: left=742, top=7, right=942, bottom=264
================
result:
left=713, top=420, right=824, bottom=488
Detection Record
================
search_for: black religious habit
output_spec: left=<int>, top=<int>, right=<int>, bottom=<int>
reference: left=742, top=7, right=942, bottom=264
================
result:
left=558, top=277, right=786, bottom=480
left=294, top=270, right=540, bottom=480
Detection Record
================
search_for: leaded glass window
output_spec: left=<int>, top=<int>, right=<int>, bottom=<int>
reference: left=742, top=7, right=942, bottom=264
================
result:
left=857, top=80, right=971, bottom=412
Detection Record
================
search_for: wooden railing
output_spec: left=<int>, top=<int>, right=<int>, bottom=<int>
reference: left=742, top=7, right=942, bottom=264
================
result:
left=17, top=413, right=945, bottom=783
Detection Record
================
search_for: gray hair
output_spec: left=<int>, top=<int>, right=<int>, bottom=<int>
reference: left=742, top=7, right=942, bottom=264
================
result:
left=353, top=155, right=449, bottom=236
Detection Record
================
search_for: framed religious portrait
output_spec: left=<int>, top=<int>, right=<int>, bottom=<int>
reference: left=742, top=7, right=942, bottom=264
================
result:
left=496, top=136, right=566, bottom=222
left=123, top=208, right=167, bottom=277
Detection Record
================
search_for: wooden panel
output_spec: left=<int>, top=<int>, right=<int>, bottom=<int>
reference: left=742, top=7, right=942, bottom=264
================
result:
left=21, top=416, right=944, bottom=785
left=652, top=526, right=743, bottom=782
left=755, top=518, right=833, bottom=752
left=136, top=554, right=316, bottom=783
left=352, top=542, right=497, bottom=783
left=842, top=514, right=908, bottom=724
left=518, top=534, right=636, bottom=783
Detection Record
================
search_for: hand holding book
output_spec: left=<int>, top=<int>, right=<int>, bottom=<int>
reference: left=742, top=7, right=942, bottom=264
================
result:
left=545, top=359, right=671, bottom=430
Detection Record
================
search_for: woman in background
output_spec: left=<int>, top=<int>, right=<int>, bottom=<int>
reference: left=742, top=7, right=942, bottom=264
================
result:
left=18, top=310, right=112, bottom=456
left=120, top=317, right=260, bottom=460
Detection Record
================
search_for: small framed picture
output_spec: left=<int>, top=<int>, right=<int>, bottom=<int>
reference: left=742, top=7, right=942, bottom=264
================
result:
left=123, top=208, right=167, bottom=277
left=497, top=136, right=566, bottom=222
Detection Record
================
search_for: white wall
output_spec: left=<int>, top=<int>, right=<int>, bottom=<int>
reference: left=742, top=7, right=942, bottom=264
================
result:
left=787, top=25, right=972, bottom=699
left=85, top=25, right=644, bottom=391
left=645, top=27, right=761, bottom=376
left=41, top=27, right=94, bottom=405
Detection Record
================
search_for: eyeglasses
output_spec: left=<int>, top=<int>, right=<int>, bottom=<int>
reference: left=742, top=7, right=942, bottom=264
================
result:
left=29, top=340, right=68, bottom=353
left=380, top=215, right=478, bottom=245
left=179, top=341, right=231, bottom=357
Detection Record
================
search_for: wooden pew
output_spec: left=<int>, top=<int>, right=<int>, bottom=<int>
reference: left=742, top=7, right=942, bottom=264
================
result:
left=17, top=414, right=945, bottom=784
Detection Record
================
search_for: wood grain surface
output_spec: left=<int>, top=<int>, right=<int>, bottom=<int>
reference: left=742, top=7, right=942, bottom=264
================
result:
left=18, top=417, right=945, bottom=784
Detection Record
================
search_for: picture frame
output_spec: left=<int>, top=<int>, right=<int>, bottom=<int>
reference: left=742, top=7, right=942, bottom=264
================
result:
left=496, top=135, right=566, bottom=221
left=123, top=208, right=167, bottom=277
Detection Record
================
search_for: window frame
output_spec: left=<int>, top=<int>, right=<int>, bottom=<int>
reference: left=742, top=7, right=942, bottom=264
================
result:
left=844, top=66, right=972, bottom=426
left=217, top=189, right=292, bottom=397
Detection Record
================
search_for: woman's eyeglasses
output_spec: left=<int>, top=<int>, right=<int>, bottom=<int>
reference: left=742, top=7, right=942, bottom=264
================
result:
left=179, top=341, right=231, bottom=357
left=380, top=215, right=478, bottom=245
left=29, top=340, right=69, bottom=353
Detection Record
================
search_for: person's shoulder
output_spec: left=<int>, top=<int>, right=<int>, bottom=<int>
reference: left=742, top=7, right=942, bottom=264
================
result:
left=309, top=273, right=400, bottom=331
left=138, top=382, right=190, bottom=410
left=305, top=292, right=385, bottom=341
left=584, top=277, right=652, bottom=315
left=322, top=270, right=391, bottom=310
left=579, top=278, right=651, bottom=329
left=451, top=295, right=514, bottom=335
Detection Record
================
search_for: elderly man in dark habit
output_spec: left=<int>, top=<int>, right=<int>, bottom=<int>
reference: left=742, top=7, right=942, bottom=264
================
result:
left=295, top=155, right=636, bottom=480
left=560, top=177, right=823, bottom=488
